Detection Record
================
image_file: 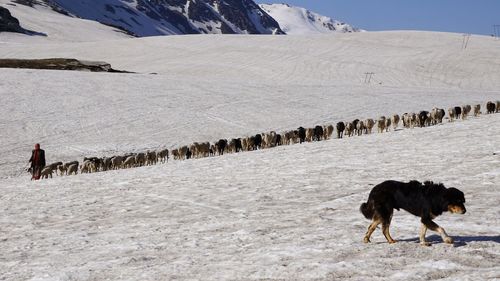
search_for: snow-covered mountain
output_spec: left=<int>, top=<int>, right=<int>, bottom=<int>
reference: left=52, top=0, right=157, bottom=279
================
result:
left=259, top=3, right=361, bottom=35
left=2, top=0, right=284, bottom=36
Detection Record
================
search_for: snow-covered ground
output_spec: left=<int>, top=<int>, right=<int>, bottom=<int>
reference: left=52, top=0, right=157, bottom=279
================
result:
left=0, top=29, right=499, bottom=280
left=0, top=113, right=499, bottom=280
left=1, top=32, right=500, bottom=179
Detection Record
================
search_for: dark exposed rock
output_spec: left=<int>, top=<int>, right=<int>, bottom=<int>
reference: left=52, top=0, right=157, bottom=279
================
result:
left=0, top=6, right=24, bottom=33
left=0, top=58, right=133, bottom=73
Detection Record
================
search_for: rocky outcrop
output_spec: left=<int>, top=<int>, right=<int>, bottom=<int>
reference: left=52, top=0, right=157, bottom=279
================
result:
left=0, top=58, right=132, bottom=73
left=0, top=6, right=24, bottom=33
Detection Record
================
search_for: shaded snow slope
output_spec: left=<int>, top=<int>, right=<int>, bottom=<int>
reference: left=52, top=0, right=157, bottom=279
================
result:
left=260, top=3, right=360, bottom=34
left=0, top=113, right=499, bottom=280
left=0, top=0, right=131, bottom=42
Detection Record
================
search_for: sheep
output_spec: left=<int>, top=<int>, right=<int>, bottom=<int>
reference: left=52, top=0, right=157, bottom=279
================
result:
left=391, top=114, right=400, bottom=130
left=199, top=142, right=211, bottom=157
left=336, top=122, right=345, bottom=138
left=83, top=157, right=102, bottom=172
left=473, top=104, right=481, bottom=116
left=356, top=120, right=365, bottom=136
left=410, top=113, right=418, bottom=128
left=146, top=150, right=157, bottom=165
left=123, top=156, right=136, bottom=168
left=62, top=161, right=79, bottom=175
left=275, top=134, right=282, bottom=146
left=57, top=164, right=67, bottom=176
left=40, top=166, right=53, bottom=179
left=448, top=107, right=456, bottom=122
left=189, top=143, right=200, bottom=158
left=67, top=164, right=78, bottom=175
left=418, top=111, right=429, bottom=127
left=345, top=122, right=355, bottom=137
left=454, top=106, right=462, bottom=119
left=323, top=124, right=334, bottom=140
left=384, top=118, right=392, bottom=132
left=262, top=131, right=276, bottom=150
left=253, top=134, right=263, bottom=150
left=262, top=132, right=276, bottom=148
left=157, top=148, right=169, bottom=163
left=486, top=101, right=496, bottom=114
left=111, top=156, right=124, bottom=170
left=247, top=136, right=255, bottom=151
left=352, top=119, right=360, bottom=135
left=80, top=160, right=96, bottom=173
left=229, top=139, right=243, bottom=153
left=425, top=112, right=432, bottom=127
left=241, top=137, right=250, bottom=151
left=171, top=149, right=180, bottom=160
left=377, top=117, right=386, bottom=133
left=216, top=139, right=228, bottom=155
left=283, top=131, right=296, bottom=145
left=430, top=108, right=444, bottom=125
left=134, top=153, right=146, bottom=167
left=364, top=119, right=375, bottom=134
left=305, top=128, right=314, bottom=142
left=46, top=161, right=62, bottom=175
left=402, top=113, right=409, bottom=128
left=461, top=105, right=471, bottom=120
left=313, top=126, right=323, bottom=141
left=297, top=127, right=306, bottom=144
left=178, top=146, right=189, bottom=160
left=102, top=157, right=112, bottom=171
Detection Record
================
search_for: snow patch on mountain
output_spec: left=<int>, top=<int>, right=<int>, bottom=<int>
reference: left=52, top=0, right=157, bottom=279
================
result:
left=260, top=3, right=361, bottom=35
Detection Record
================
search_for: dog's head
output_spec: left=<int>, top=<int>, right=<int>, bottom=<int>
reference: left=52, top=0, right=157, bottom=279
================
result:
left=446, top=187, right=466, bottom=214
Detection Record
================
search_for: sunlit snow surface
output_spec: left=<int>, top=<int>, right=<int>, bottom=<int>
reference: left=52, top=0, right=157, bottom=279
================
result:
left=0, top=28, right=499, bottom=279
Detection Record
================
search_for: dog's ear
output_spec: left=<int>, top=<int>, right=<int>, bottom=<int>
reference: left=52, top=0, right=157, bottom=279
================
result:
left=446, top=187, right=465, bottom=203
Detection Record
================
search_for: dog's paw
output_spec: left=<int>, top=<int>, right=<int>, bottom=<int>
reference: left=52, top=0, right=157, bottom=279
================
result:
left=420, top=241, right=432, bottom=247
left=388, top=239, right=397, bottom=244
left=444, top=237, right=454, bottom=244
left=363, top=237, right=371, bottom=243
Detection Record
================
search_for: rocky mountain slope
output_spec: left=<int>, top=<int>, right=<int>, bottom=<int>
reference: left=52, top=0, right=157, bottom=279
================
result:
left=3, top=0, right=284, bottom=36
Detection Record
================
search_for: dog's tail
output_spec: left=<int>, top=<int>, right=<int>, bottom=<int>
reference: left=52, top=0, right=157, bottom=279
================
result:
left=360, top=200, right=374, bottom=219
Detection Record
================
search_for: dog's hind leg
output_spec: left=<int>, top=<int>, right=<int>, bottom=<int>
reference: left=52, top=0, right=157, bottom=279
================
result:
left=421, top=218, right=453, bottom=244
left=364, top=217, right=381, bottom=243
left=419, top=224, right=431, bottom=246
left=382, top=217, right=397, bottom=244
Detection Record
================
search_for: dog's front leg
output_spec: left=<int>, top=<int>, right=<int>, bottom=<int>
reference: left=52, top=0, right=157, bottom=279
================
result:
left=421, top=218, right=453, bottom=244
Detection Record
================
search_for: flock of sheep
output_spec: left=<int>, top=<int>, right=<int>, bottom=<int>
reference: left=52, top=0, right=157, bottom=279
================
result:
left=36, top=101, right=499, bottom=179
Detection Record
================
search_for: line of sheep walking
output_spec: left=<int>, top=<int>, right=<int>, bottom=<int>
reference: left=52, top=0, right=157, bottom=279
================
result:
left=37, top=100, right=499, bottom=179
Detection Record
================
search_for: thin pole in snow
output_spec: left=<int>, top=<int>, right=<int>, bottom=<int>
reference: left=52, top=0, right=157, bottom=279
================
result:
left=462, top=34, right=471, bottom=49
left=364, top=72, right=375, bottom=84
left=494, top=25, right=500, bottom=39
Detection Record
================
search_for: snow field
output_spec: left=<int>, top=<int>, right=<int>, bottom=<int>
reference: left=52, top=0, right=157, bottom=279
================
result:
left=0, top=113, right=499, bottom=280
left=0, top=28, right=499, bottom=280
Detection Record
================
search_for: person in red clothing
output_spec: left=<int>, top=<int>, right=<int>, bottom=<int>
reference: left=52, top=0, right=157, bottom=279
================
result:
left=28, top=143, right=46, bottom=180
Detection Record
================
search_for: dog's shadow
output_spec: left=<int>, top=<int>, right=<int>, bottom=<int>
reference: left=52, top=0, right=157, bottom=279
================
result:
left=400, top=234, right=500, bottom=247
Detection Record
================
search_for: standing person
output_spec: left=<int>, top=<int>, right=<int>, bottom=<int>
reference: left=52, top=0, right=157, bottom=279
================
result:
left=29, top=143, right=46, bottom=180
